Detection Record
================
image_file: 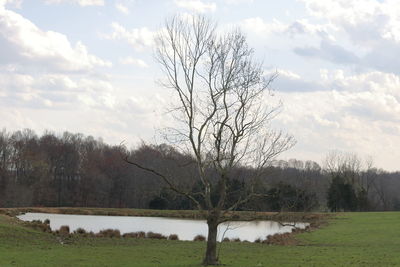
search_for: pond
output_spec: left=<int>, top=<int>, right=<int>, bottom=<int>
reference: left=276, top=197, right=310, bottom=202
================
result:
left=18, top=212, right=308, bottom=242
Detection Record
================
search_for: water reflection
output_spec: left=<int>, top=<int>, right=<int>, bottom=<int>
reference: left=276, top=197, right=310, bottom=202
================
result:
left=18, top=212, right=308, bottom=242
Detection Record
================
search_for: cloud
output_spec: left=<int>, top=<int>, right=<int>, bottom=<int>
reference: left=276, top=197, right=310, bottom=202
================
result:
left=105, top=22, right=154, bottom=51
left=115, top=3, right=129, bottom=14
left=0, top=6, right=111, bottom=72
left=0, top=0, right=21, bottom=8
left=286, top=19, right=336, bottom=40
left=223, top=0, right=253, bottom=4
left=174, top=0, right=216, bottom=13
left=43, top=0, right=104, bottom=6
left=240, top=17, right=335, bottom=40
left=119, top=57, right=148, bottom=68
left=296, top=0, right=400, bottom=74
left=275, top=68, right=400, bottom=170
left=264, top=68, right=324, bottom=92
left=294, top=40, right=359, bottom=65
left=241, top=17, right=286, bottom=36
left=0, top=72, right=116, bottom=109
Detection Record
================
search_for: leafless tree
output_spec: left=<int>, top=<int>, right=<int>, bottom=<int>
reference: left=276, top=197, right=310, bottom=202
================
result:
left=324, top=151, right=363, bottom=188
left=124, top=15, right=295, bottom=265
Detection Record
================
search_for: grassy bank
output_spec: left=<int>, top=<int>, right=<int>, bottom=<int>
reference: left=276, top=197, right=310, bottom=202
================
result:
left=0, top=211, right=399, bottom=266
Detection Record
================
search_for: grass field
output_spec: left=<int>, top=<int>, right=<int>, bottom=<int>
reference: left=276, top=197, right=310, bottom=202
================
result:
left=0, top=211, right=399, bottom=266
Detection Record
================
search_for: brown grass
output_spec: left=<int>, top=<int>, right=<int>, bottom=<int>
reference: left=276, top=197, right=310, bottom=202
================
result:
left=122, top=232, right=138, bottom=238
left=96, top=229, right=121, bottom=238
left=193, top=235, right=206, bottom=241
left=24, top=220, right=52, bottom=233
left=59, top=225, right=70, bottom=237
left=168, top=234, right=179, bottom=240
left=73, top=227, right=87, bottom=235
left=146, top=232, right=167, bottom=239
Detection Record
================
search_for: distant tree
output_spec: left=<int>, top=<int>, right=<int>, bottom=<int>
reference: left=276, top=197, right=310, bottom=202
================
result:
left=265, top=183, right=318, bottom=212
left=327, top=175, right=357, bottom=212
left=149, top=195, right=168, bottom=210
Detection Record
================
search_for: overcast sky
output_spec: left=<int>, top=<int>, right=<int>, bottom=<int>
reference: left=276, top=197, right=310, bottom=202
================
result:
left=1, top=0, right=399, bottom=171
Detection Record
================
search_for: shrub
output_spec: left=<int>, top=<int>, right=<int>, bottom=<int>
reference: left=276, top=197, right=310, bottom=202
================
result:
left=168, top=234, right=179, bottom=240
left=28, top=220, right=52, bottom=233
left=97, top=229, right=121, bottom=238
left=263, top=232, right=294, bottom=245
left=146, top=232, right=167, bottom=239
left=136, top=231, right=146, bottom=238
left=193, top=235, right=206, bottom=241
left=123, top=232, right=138, bottom=238
left=73, top=228, right=87, bottom=235
left=59, top=225, right=70, bottom=237
left=87, top=231, right=95, bottom=237
left=44, top=219, right=50, bottom=225
left=222, top=237, right=230, bottom=242
left=232, top=238, right=241, bottom=242
left=254, top=238, right=262, bottom=243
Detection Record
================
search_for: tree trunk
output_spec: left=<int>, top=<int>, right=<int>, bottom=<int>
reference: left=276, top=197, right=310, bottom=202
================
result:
left=203, top=212, right=220, bottom=265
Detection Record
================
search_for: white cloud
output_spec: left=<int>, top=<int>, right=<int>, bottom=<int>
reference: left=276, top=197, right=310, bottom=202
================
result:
left=273, top=68, right=400, bottom=170
left=0, top=7, right=111, bottom=72
left=44, top=0, right=104, bottom=6
left=299, top=0, right=400, bottom=44
left=0, top=73, right=116, bottom=109
left=291, top=0, right=400, bottom=73
left=0, top=0, right=22, bottom=8
left=115, top=3, right=129, bottom=14
left=105, top=22, right=155, bottom=50
left=119, top=57, right=148, bottom=68
left=286, top=19, right=336, bottom=40
left=241, top=17, right=286, bottom=35
left=174, top=0, right=216, bottom=13
left=223, top=0, right=253, bottom=4
left=241, top=17, right=335, bottom=40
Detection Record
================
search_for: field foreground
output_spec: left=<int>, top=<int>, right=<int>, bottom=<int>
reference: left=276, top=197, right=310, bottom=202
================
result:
left=0, top=210, right=399, bottom=266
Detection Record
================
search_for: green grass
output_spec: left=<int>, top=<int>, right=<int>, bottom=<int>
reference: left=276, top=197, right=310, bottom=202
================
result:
left=0, top=212, right=399, bottom=266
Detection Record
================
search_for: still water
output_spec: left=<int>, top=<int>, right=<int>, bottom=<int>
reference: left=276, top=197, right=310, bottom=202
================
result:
left=18, top=212, right=308, bottom=242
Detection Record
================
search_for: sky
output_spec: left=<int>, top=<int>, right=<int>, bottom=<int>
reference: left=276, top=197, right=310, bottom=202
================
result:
left=0, top=0, right=399, bottom=171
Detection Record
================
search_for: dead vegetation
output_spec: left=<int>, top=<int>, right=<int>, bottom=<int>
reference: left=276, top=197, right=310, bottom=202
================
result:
left=193, top=235, right=206, bottom=241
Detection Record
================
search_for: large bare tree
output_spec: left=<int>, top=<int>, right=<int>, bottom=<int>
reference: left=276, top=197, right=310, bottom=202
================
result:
left=125, top=15, right=295, bottom=265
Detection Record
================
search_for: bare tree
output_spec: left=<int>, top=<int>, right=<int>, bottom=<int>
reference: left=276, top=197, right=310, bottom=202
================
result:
left=125, top=15, right=295, bottom=265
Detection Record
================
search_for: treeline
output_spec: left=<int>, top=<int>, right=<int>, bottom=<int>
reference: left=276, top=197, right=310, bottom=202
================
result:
left=0, top=129, right=399, bottom=211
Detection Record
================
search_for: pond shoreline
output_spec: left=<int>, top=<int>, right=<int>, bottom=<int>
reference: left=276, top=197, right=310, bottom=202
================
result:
left=17, top=212, right=310, bottom=243
left=0, top=207, right=330, bottom=224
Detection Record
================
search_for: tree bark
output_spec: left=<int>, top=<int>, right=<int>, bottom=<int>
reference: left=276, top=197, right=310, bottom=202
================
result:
left=203, top=212, right=220, bottom=265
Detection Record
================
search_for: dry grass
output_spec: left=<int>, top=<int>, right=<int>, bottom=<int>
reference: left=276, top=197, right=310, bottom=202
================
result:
left=146, top=232, right=167, bottom=239
left=193, top=235, right=206, bottom=241
left=59, top=225, right=70, bottom=237
left=23, top=220, right=52, bottom=233
left=73, top=228, right=87, bottom=235
left=96, top=229, right=121, bottom=238
left=122, top=231, right=146, bottom=238
left=168, top=234, right=179, bottom=240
